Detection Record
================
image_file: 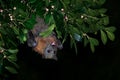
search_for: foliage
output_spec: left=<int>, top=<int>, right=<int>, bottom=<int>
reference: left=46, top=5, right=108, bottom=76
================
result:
left=0, top=0, right=116, bottom=78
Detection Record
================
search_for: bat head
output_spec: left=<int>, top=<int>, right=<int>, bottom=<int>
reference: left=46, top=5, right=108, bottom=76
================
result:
left=43, top=43, right=58, bottom=60
left=27, top=17, right=63, bottom=60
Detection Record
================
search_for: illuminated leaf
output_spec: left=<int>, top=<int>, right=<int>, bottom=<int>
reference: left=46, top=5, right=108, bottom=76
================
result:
left=12, top=27, right=19, bottom=35
left=70, top=35, right=77, bottom=53
left=103, top=16, right=109, bottom=25
left=74, top=33, right=82, bottom=42
left=105, top=26, right=116, bottom=32
left=100, top=30, right=107, bottom=45
left=45, top=14, right=54, bottom=25
left=29, top=0, right=37, bottom=3
left=89, top=37, right=99, bottom=46
left=106, top=31, right=115, bottom=41
left=40, top=24, right=55, bottom=37
left=5, top=66, right=18, bottom=74
left=99, top=8, right=107, bottom=14
left=90, top=42, right=95, bottom=53
left=7, top=49, right=18, bottom=54
left=89, top=37, right=99, bottom=52
left=7, top=55, right=17, bottom=62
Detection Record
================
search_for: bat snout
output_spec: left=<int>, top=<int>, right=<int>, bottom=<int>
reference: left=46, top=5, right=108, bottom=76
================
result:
left=42, top=44, right=58, bottom=60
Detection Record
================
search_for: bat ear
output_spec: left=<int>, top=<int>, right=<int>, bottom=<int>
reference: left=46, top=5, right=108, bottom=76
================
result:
left=57, top=40, right=63, bottom=49
left=51, top=32, right=63, bottom=49
left=27, top=31, right=37, bottom=47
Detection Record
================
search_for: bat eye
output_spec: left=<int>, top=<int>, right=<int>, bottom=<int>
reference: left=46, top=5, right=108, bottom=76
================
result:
left=47, top=49, right=56, bottom=54
left=47, top=50, right=51, bottom=53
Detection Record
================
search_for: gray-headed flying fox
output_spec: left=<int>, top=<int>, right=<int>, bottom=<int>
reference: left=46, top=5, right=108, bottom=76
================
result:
left=27, top=17, right=63, bottom=60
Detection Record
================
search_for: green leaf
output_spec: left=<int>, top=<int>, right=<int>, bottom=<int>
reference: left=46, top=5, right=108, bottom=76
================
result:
left=7, top=49, right=18, bottom=54
left=45, top=14, right=54, bottom=25
left=7, top=55, right=17, bottom=62
left=45, top=0, right=50, bottom=6
left=24, top=15, right=36, bottom=29
left=76, top=19, right=83, bottom=24
left=74, top=33, right=82, bottom=42
left=84, top=37, right=89, bottom=47
left=23, top=29, right=28, bottom=34
left=103, top=16, right=109, bottom=25
left=72, top=27, right=80, bottom=34
left=40, top=24, right=55, bottom=37
left=46, top=24, right=55, bottom=32
left=106, top=31, right=115, bottom=41
left=62, top=33, right=67, bottom=44
left=99, top=8, right=107, bottom=14
left=18, top=33, right=27, bottom=43
left=90, top=42, right=95, bottom=53
left=105, top=26, right=116, bottom=32
left=70, top=35, right=77, bottom=54
left=7, top=59, right=19, bottom=68
left=22, top=35, right=27, bottom=42
left=29, top=0, right=37, bottom=3
left=56, top=30, right=62, bottom=39
left=73, top=41, right=77, bottom=54
left=89, top=37, right=99, bottom=46
left=16, top=9, right=28, bottom=20
left=100, top=30, right=107, bottom=45
left=5, top=66, right=18, bottom=74
left=12, top=27, right=19, bottom=35
left=87, top=8, right=98, bottom=16
left=89, top=37, right=99, bottom=53
left=99, top=0, right=106, bottom=5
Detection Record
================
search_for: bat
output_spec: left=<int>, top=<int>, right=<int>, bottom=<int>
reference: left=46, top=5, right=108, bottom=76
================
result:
left=27, top=16, right=63, bottom=60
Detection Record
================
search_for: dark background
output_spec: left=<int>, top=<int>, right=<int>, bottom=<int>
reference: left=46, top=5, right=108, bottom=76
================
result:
left=9, top=0, right=120, bottom=80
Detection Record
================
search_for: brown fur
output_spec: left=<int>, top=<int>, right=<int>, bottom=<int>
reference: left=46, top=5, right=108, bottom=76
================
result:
left=33, top=36, right=57, bottom=55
